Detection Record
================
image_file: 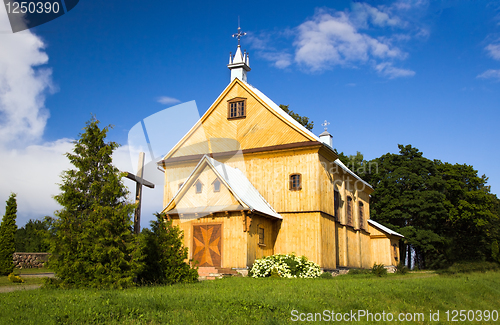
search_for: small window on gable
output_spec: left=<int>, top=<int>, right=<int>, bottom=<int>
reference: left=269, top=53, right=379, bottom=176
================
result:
left=359, top=202, right=364, bottom=230
left=213, top=179, right=221, bottom=192
left=346, top=196, right=353, bottom=226
left=228, top=98, right=246, bottom=119
left=258, top=226, right=265, bottom=245
left=289, top=174, right=302, bottom=191
left=195, top=179, right=203, bottom=194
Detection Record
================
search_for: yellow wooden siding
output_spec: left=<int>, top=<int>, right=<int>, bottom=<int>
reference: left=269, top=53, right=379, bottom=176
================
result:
left=247, top=215, right=275, bottom=265
left=360, top=231, right=372, bottom=268
left=320, top=213, right=336, bottom=269
left=346, top=228, right=360, bottom=267
left=370, top=237, right=391, bottom=266
left=171, top=213, right=248, bottom=269
left=273, top=212, right=321, bottom=266
left=169, top=82, right=311, bottom=158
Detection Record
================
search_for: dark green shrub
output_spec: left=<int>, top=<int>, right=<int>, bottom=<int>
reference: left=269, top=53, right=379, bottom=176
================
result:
left=319, top=271, right=333, bottom=279
left=136, top=214, right=198, bottom=285
left=348, top=268, right=370, bottom=275
left=437, top=262, right=500, bottom=275
left=371, top=263, right=387, bottom=277
left=0, top=194, right=17, bottom=275
left=396, top=263, right=408, bottom=275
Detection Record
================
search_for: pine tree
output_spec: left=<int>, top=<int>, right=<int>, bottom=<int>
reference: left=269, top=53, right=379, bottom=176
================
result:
left=50, top=117, right=140, bottom=288
left=0, top=193, right=17, bottom=275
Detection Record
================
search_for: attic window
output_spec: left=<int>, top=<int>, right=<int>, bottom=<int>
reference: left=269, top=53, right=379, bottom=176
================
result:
left=289, top=174, right=302, bottom=191
left=228, top=98, right=246, bottom=119
left=178, top=182, right=183, bottom=189
left=213, top=179, right=221, bottom=192
left=195, top=180, right=203, bottom=193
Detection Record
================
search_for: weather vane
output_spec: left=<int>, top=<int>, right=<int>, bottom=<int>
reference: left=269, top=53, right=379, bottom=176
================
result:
left=322, top=120, right=330, bottom=131
left=232, top=18, right=246, bottom=46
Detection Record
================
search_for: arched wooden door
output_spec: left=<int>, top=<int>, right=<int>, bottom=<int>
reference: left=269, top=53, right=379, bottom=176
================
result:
left=192, top=224, right=222, bottom=267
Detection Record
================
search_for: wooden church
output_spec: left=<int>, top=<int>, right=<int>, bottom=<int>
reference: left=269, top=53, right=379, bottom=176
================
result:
left=157, top=29, right=402, bottom=275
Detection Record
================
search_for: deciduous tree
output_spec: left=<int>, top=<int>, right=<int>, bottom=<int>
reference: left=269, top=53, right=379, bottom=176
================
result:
left=279, top=104, right=314, bottom=131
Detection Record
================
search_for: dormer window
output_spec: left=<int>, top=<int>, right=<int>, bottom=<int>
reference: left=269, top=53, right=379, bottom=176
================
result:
left=213, top=179, right=221, bottom=192
left=228, top=98, right=246, bottom=119
left=195, top=179, right=203, bottom=193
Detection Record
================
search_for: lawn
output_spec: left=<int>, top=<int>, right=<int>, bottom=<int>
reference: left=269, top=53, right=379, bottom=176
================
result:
left=1, top=271, right=499, bottom=324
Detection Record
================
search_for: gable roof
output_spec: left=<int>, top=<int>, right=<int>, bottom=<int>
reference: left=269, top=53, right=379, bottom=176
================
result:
left=161, top=78, right=320, bottom=161
left=368, top=220, right=404, bottom=238
left=163, top=155, right=282, bottom=219
left=244, top=83, right=320, bottom=142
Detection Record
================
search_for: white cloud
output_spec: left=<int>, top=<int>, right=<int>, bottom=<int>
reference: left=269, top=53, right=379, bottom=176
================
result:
left=0, top=9, right=162, bottom=229
left=247, top=33, right=293, bottom=69
left=157, top=96, right=180, bottom=105
left=294, top=9, right=405, bottom=72
left=0, top=139, right=73, bottom=225
left=0, top=140, right=164, bottom=230
left=375, top=62, right=415, bottom=78
left=477, top=69, right=500, bottom=81
left=260, top=52, right=292, bottom=69
left=351, top=2, right=403, bottom=28
left=0, top=5, right=54, bottom=146
left=485, top=43, right=500, bottom=60
left=247, top=3, right=418, bottom=78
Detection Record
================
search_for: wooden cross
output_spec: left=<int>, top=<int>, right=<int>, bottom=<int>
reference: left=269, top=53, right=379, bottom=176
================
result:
left=125, top=152, right=154, bottom=235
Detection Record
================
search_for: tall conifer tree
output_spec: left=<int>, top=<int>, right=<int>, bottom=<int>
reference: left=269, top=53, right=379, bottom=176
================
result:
left=0, top=193, right=17, bottom=275
left=51, top=117, right=139, bottom=288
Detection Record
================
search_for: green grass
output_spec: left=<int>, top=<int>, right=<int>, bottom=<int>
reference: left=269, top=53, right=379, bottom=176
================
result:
left=14, top=267, right=53, bottom=275
left=1, top=272, right=500, bottom=324
left=0, top=275, right=45, bottom=287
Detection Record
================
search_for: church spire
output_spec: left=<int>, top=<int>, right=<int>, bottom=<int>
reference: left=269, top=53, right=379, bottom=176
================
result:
left=228, top=25, right=251, bottom=83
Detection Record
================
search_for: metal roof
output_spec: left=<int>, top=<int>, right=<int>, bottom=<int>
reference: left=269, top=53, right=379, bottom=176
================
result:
left=368, top=220, right=404, bottom=238
left=163, top=155, right=282, bottom=219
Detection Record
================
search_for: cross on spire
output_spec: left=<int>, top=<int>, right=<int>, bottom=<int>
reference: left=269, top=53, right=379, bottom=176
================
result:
left=322, top=120, right=330, bottom=131
left=232, top=26, right=246, bottom=46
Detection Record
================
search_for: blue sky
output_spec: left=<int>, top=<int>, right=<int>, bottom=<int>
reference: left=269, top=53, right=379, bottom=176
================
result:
left=1, top=0, right=500, bottom=228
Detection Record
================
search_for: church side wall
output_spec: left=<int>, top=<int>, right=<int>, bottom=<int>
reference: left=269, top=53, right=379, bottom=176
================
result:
left=320, top=213, right=336, bottom=269
left=370, top=237, right=391, bottom=266
left=274, top=212, right=321, bottom=266
left=360, top=231, right=372, bottom=268
left=242, top=150, right=320, bottom=212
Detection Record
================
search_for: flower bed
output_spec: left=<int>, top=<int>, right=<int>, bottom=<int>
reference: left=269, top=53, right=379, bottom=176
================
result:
left=249, top=253, right=321, bottom=278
